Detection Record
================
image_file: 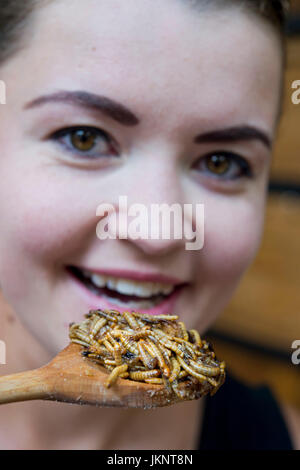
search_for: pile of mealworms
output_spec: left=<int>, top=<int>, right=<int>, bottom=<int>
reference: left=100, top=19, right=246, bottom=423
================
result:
left=69, top=309, right=226, bottom=400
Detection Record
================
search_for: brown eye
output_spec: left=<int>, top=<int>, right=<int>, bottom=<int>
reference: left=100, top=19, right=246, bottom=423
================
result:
left=51, top=126, right=119, bottom=159
left=71, top=129, right=97, bottom=152
left=192, top=151, right=252, bottom=181
left=205, top=154, right=230, bottom=175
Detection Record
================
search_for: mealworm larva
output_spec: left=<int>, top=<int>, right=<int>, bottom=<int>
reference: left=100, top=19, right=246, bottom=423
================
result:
left=206, top=377, right=218, bottom=387
left=144, top=340, right=170, bottom=377
left=169, top=357, right=181, bottom=383
left=87, top=344, right=111, bottom=356
left=157, top=342, right=171, bottom=367
left=189, top=359, right=220, bottom=377
left=132, top=312, right=178, bottom=322
left=129, top=369, right=161, bottom=381
left=181, top=341, right=197, bottom=360
left=151, top=332, right=184, bottom=358
left=118, top=372, right=129, bottom=379
left=171, top=379, right=186, bottom=399
left=144, top=378, right=164, bottom=384
left=188, top=329, right=202, bottom=347
left=106, top=331, right=119, bottom=347
left=70, top=338, right=91, bottom=347
left=70, top=329, right=93, bottom=346
left=103, top=339, right=115, bottom=354
left=90, top=317, right=107, bottom=338
left=138, top=340, right=157, bottom=369
left=178, top=321, right=189, bottom=341
left=128, top=327, right=151, bottom=341
left=91, top=309, right=118, bottom=322
left=104, top=359, right=117, bottom=366
left=177, top=356, right=207, bottom=382
left=115, top=333, right=139, bottom=356
left=113, top=343, right=123, bottom=366
left=178, top=370, right=188, bottom=379
left=123, top=311, right=139, bottom=329
left=105, top=364, right=128, bottom=388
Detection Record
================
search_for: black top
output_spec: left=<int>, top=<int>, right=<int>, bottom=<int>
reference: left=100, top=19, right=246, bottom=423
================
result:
left=198, top=373, right=294, bottom=450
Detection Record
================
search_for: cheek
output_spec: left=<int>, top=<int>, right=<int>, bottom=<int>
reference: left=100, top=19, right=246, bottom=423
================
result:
left=200, top=195, right=266, bottom=283
left=0, top=165, right=97, bottom=301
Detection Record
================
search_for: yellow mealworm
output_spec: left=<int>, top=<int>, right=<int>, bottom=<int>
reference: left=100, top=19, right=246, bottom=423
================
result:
left=93, top=309, right=118, bottom=322
left=152, top=332, right=184, bottom=358
left=118, top=372, right=129, bottom=379
left=144, top=378, right=164, bottom=384
left=103, top=339, right=115, bottom=354
left=90, top=318, right=107, bottom=338
left=87, top=343, right=111, bottom=356
left=169, top=357, right=181, bottom=383
left=188, top=329, right=202, bottom=347
left=70, top=338, right=91, bottom=347
left=123, top=311, right=139, bottom=329
left=178, top=370, right=188, bottom=379
left=189, top=359, right=220, bottom=377
left=129, top=327, right=151, bottom=341
left=113, top=343, right=123, bottom=366
left=206, top=377, right=218, bottom=387
left=132, top=313, right=178, bottom=322
left=138, top=340, right=157, bottom=369
left=129, top=369, right=161, bottom=381
left=144, top=340, right=170, bottom=377
left=70, top=329, right=93, bottom=346
left=105, top=331, right=119, bottom=346
left=104, top=359, right=117, bottom=366
left=178, top=321, right=189, bottom=341
left=171, top=380, right=186, bottom=399
left=115, top=333, right=139, bottom=356
left=157, top=343, right=171, bottom=368
left=177, top=356, right=207, bottom=382
left=105, top=364, right=128, bottom=388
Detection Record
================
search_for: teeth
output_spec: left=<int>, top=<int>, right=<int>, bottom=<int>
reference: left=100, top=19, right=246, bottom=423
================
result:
left=85, top=272, right=175, bottom=298
left=91, top=274, right=106, bottom=288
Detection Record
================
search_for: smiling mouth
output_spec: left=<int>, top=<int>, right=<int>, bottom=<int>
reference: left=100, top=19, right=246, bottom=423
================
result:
left=66, top=266, right=184, bottom=309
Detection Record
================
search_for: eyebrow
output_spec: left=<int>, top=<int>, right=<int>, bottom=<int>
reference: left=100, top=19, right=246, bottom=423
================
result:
left=194, top=125, right=272, bottom=150
left=24, top=90, right=272, bottom=149
left=24, top=90, right=140, bottom=127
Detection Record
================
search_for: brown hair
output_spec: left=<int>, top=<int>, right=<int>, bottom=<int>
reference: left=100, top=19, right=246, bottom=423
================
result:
left=0, top=0, right=290, bottom=64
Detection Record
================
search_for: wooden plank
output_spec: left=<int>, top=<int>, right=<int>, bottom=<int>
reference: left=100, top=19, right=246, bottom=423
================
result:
left=271, top=38, right=300, bottom=181
left=214, top=194, right=300, bottom=352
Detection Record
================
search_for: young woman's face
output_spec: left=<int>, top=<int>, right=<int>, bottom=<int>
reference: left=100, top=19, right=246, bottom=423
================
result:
left=0, top=0, right=282, bottom=354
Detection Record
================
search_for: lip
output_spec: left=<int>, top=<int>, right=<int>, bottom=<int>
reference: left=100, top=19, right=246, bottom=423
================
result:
left=74, top=266, right=186, bottom=286
left=66, top=266, right=188, bottom=316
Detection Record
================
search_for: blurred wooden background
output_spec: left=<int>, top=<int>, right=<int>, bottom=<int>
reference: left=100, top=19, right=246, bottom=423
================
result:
left=209, top=3, right=300, bottom=410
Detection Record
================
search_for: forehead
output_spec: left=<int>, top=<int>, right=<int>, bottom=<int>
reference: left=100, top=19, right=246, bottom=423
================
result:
left=7, top=0, right=282, bottom=130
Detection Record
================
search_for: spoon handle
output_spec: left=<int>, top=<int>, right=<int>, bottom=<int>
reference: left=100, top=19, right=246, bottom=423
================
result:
left=0, top=368, right=49, bottom=404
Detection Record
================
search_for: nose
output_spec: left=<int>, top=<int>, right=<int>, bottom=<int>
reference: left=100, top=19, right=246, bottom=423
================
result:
left=109, top=159, right=194, bottom=257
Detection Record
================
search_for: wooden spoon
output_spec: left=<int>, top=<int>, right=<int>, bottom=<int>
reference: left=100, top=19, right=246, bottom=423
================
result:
left=0, top=343, right=185, bottom=408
